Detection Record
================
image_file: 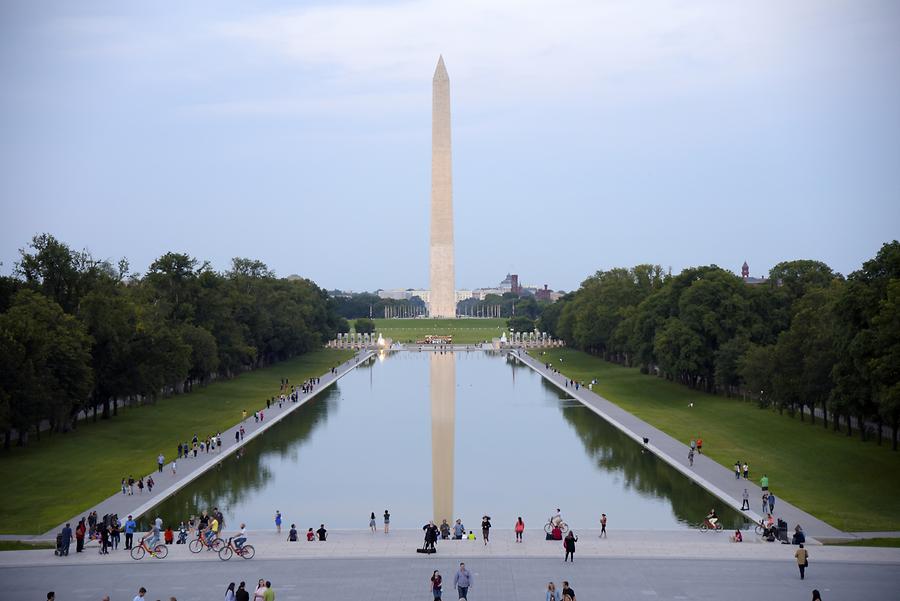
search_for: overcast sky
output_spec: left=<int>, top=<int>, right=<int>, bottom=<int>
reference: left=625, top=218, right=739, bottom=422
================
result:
left=2, top=0, right=898, bottom=292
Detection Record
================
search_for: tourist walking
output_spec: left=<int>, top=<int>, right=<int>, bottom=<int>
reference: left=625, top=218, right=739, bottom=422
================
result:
left=369, top=512, right=376, bottom=533
left=431, top=570, right=443, bottom=599
left=768, top=493, right=776, bottom=513
left=453, top=519, right=465, bottom=539
left=734, top=461, right=741, bottom=479
left=546, top=582, right=560, bottom=601
left=157, top=453, right=164, bottom=473
left=563, top=531, right=578, bottom=562
left=384, top=509, right=391, bottom=533
left=481, top=515, right=492, bottom=545
left=795, top=544, right=809, bottom=579
left=147, top=475, right=154, bottom=493
left=762, top=492, right=769, bottom=513
left=224, top=583, right=236, bottom=601
left=741, top=489, right=750, bottom=511
left=60, top=523, right=71, bottom=556
left=760, top=474, right=769, bottom=491
left=171, top=459, right=177, bottom=474
left=514, top=517, right=524, bottom=542
left=696, top=437, right=703, bottom=454
left=274, top=510, right=282, bottom=533
left=453, top=562, right=472, bottom=599
left=561, top=581, right=576, bottom=601
left=137, top=477, right=144, bottom=495
left=687, top=449, right=694, bottom=466
left=743, top=462, right=749, bottom=479
left=600, top=513, right=608, bottom=538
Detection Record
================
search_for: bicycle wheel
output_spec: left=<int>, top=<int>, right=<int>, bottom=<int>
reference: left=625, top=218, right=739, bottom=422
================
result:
left=754, top=524, right=765, bottom=536
left=189, top=539, right=203, bottom=553
left=154, top=544, right=168, bottom=558
left=131, top=545, right=146, bottom=560
left=218, top=546, right=233, bottom=561
left=210, top=537, right=225, bottom=552
left=239, top=545, right=255, bottom=559
left=559, top=522, right=569, bottom=534
left=699, top=523, right=709, bottom=532
left=714, top=523, right=723, bottom=532
left=544, top=523, right=553, bottom=534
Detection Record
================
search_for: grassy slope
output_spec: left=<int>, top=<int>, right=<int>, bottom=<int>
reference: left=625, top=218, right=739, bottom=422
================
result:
left=528, top=348, right=900, bottom=532
left=353, top=318, right=507, bottom=344
left=827, top=538, right=900, bottom=548
left=0, top=349, right=354, bottom=534
left=0, top=540, right=56, bottom=551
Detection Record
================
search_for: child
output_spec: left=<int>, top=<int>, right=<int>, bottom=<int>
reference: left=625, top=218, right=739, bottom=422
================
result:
left=467, top=531, right=476, bottom=540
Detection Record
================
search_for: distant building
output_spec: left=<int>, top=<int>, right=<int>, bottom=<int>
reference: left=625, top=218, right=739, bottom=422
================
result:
left=499, top=273, right=520, bottom=295
left=378, top=288, right=409, bottom=300
left=741, top=261, right=768, bottom=285
left=535, top=284, right=552, bottom=302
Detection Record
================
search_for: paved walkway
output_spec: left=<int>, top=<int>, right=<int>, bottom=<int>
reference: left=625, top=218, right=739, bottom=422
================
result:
left=39, top=350, right=374, bottom=538
left=2, top=529, right=899, bottom=568
left=513, top=350, right=848, bottom=540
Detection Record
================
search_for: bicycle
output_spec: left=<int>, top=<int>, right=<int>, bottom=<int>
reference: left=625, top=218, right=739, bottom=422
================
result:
left=218, top=536, right=255, bottom=561
left=130, top=538, right=168, bottom=560
left=754, top=520, right=770, bottom=536
left=189, top=532, right=225, bottom=553
left=698, top=519, right=723, bottom=532
left=544, top=518, right=569, bottom=535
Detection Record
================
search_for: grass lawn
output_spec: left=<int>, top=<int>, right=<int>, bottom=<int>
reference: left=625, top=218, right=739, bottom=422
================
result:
left=0, top=349, right=354, bottom=535
left=827, top=538, right=900, bottom=547
left=528, top=348, right=900, bottom=532
left=353, top=318, right=507, bottom=344
left=0, top=540, right=56, bottom=551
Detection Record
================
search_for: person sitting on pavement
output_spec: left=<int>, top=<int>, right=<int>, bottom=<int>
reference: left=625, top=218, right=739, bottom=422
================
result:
left=288, top=523, right=298, bottom=542
left=467, top=531, right=476, bottom=540
left=730, top=529, right=743, bottom=543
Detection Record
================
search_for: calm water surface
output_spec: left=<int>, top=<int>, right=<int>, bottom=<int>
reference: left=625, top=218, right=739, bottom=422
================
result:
left=147, top=351, right=744, bottom=530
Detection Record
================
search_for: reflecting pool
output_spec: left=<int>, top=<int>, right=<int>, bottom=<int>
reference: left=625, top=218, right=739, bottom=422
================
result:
left=146, top=351, right=744, bottom=530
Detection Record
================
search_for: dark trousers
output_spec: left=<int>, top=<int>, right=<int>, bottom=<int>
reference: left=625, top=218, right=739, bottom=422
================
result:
left=601, top=525, right=607, bottom=537
left=76, top=538, right=84, bottom=552
left=125, top=533, right=133, bottom=549
left=457, top=586, right=468, bottom=599
left=565, top=551, right=574, bottom=562
left=741, top=500, right=750, bottom=510
left=799, top=564, right=806, bottom=579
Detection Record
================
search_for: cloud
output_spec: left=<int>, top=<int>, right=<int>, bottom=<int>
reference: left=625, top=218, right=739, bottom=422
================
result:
left=212, top=0, right=811, bottom=103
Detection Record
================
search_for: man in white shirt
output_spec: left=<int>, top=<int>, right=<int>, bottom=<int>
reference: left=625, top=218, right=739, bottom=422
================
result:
left=133, top=586, right=147, bottom=601
left=234, top=522, right=247, bottom=549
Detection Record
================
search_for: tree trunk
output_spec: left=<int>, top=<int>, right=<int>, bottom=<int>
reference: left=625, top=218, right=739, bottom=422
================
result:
left=3, top=430, right=10, bottom=450
left=877, top=418, right=883, bottom=446
left=102, top=396, right=111, bottom=420
left=113, top=398, right=118, bottom=417
left=859, top=414, right=866, bottom=442
left=809, top=402, right=815, bottom=425
left=846, top=412, right=852, bottom=437
left=822, top=403, right=827, bottom=429
left=893, top=423, right=898, bottom=452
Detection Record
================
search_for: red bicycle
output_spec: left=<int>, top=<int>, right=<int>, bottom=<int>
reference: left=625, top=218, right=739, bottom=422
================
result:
left=218, top=536, right=255, bottom=560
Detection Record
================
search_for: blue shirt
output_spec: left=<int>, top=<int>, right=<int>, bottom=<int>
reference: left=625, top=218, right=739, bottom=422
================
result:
left=125, top=520, right=136, bottom=534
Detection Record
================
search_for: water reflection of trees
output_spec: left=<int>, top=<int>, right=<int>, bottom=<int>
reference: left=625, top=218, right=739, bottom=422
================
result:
left=560, top=404, right=745, bottom=529
left=143, top=386, right=338, bottom=528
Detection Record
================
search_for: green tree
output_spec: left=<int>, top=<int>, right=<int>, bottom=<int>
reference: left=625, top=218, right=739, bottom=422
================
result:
left=355, top=318, right=376, bottom=334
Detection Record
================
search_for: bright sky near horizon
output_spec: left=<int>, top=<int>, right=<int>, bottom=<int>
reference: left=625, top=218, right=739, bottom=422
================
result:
left=2, top=0, right=898, bottom=292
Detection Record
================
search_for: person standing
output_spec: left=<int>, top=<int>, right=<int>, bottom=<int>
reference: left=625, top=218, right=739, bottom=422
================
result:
left=453, top=519, right=465, bottom=540
left=688, top=449, right=694, bottom=467
left=384, top=509, right=391, bottom=534
left=431, top=570, right=443, bottom=600
left=75, top=519, right=86, bottom=553
left=224, top=583, right=236, bottom=601
left=157, top=453, right=164, bottom=473
left=171, top=459, right=177, bottom=475
left=274, top=510, right=282, bottom=533
left=563, top=531, right=578, bottom=562
left=546, top=582, right=560, bottom=601
left=600, top=513, right=608, bottom=538
left=253, top=579, right=266, bottom=601
left=561, top=581, right=576, bottom=601
left=742, top=462, right=749, bottom=479
left=811, top=590, right=822, bottom=601
left=741, top=489, right=750, bottom=511
left=263, top=581, right=275, bottom=601
left=137, top=477, right=144, bottom=495
left=124, top=515, right=136, bottom=549
left=795, top=544, right=809, bottom=579
left=133, top=587, right=147, bottom=601
left=60, top=523, right=72, bottom=556
left=453, top=562, right=472, bottom=599
left=235, top=582, right=249, bottom=601
left=760, top=474, right=769, bottom=491
left=762, top=492, right=769, bottom=514
left=369, top=512, right=377, bottom=533
left=514, top=517, right=525, bottom=542
left=696, top=437, right=703, bottom=454
left=768, top=493, right=776, bottom=514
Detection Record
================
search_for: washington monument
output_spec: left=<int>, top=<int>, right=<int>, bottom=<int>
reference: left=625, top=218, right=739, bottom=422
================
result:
left=429, top=56, right=456, bottom=318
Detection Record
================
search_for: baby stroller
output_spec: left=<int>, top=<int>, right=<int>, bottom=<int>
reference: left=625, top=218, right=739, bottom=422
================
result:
left=53, top=531, right=67, bottom=556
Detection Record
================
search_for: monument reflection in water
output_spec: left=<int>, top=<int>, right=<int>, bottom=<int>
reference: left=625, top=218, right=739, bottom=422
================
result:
left=430, top=351, right=455, bottom=525
left=146, top=351, right=745, bottom=530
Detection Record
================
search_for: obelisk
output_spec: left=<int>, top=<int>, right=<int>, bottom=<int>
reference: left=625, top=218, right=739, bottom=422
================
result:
left=429, top=56, right=456, bottom=318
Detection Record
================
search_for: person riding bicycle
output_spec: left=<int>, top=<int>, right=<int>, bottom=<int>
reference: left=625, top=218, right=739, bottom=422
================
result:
left=141, top=523, right=161, bottom=553
left=705, top=508, right=718, bottom=529
left=233, top=523, right=247, bottom=550
left=201, top=516, right=218, bottom=546
left=551, top=508, right=563, bottom=528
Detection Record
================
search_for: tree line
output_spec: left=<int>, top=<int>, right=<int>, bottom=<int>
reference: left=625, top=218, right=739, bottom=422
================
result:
left=538, top=242, right=900, bottom=450
left=0, top=234, right=348, bottom=448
